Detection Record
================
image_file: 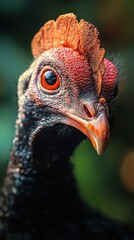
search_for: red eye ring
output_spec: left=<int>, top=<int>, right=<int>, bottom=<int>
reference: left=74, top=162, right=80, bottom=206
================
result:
left=40, top=68, right=60, bottom=91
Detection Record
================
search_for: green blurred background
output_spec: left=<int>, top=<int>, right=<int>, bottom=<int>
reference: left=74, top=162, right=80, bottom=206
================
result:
left=0, top=0, right=134, bottom=227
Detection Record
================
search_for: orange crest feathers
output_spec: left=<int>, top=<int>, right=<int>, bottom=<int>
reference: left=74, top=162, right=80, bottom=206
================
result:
left=31, top=13, right=105, bottom=95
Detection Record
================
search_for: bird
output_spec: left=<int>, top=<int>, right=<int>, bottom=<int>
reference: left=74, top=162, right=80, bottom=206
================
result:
left=0, top=13, right=134, bottom=240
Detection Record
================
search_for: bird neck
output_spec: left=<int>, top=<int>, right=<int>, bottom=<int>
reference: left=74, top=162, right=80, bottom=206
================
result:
left=1, top=110, right=84, bottom=234
left=9, top=120, right=78, bottom=201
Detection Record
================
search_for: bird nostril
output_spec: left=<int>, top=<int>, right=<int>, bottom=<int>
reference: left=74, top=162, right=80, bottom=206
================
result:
left=83, top=105, right=93, bottom=119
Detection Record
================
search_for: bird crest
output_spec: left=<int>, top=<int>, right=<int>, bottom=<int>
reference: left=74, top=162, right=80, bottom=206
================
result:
left=31, top=13, right=105, bottom=95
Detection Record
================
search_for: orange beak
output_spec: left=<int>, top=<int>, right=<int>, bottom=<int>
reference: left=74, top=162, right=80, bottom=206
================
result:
left=66, top=110, right=109, bottom=155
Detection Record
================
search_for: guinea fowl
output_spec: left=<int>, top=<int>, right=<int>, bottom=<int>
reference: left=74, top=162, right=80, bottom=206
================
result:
left=0, top=13, right=134, bottom=240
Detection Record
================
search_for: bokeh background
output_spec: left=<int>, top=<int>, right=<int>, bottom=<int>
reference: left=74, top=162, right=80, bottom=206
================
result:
left=0, top=0, right=134, bottom=227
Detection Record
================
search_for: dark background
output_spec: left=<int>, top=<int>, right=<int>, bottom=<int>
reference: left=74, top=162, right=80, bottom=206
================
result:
left=0, top=0, right=134, bottom=227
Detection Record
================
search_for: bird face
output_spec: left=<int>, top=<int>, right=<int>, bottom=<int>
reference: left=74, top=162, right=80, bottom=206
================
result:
left=22, top=47, right=110, bottom=155
left=18, top=14, right=119, bottom=156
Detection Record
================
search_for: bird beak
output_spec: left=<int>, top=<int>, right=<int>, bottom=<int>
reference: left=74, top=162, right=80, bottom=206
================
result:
left=66, top=109, right=109, bottom=155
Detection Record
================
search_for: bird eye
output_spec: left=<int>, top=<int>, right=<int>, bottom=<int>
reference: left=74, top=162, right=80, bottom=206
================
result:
left=40, top=69, right=60, bottom=91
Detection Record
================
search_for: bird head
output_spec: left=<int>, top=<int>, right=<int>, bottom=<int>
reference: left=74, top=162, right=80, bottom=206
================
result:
left=18, top=13, right=118, bottom=155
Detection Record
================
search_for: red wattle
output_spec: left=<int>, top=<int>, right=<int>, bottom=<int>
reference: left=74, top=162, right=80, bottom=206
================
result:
left=101, top=58, right=118, bottom=102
